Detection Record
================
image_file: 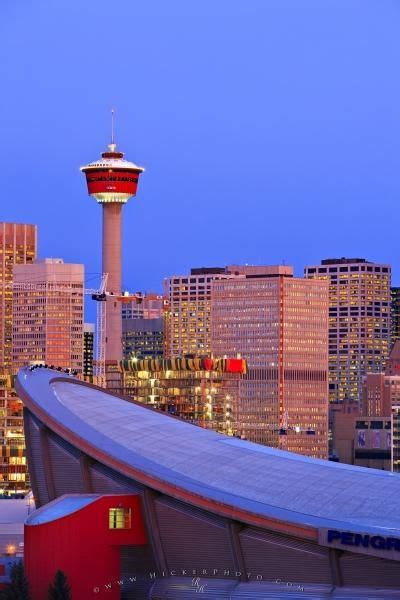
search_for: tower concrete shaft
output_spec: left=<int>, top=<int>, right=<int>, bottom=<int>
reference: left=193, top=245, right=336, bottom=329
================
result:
left=103, top=203, right=123, bottom=362
left=81, top=131, right=144, bottom=368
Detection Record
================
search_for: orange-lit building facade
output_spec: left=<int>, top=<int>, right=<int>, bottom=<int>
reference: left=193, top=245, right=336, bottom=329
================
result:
left=0, top=223, right=37, bottom=370
left=305, top=258, right=391, bottom=406
left=12, top=259, right=84, bottom=374
left=0, top=223, right=36, bottom=494
left=211, top=269, right=329, bottom=458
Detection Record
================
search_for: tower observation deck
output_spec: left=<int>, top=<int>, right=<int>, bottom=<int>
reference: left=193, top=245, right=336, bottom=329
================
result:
left=80, top=118, right=144, bottom=364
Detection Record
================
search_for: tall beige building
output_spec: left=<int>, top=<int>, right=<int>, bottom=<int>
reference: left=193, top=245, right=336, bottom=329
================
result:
left=12, top=259, right=84, bottom=373
left=305, top=258, right=391, bottom=406
left=211, top=267, right=329, bottom=458
left=164, top=267, right=241, bottom=357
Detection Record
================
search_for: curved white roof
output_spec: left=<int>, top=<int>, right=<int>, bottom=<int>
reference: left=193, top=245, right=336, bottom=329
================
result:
left=16, top=368, right=400, bottom=537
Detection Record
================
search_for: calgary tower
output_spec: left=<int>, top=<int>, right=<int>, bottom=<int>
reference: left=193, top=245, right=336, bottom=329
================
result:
left=81, top=112, right=144, bottom=364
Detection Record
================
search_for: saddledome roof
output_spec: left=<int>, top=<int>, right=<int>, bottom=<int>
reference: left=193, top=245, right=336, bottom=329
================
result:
left=16, top=367, right=400, bottom=537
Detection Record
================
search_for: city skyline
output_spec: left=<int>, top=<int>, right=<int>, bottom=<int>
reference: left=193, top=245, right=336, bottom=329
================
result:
left=1, top=1, right=400, bottom=299
left=2, top=2, right=400, bottom=594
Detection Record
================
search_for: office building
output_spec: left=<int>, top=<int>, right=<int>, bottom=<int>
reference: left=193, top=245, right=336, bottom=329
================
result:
left=211, top=267, right=329, bottom=458
left=305, top=258, right=391, bottom=406
left=12, top=259, right=84, bottom=373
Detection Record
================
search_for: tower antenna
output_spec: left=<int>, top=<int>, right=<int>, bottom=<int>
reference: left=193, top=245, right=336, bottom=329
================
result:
left=110, top=108, right=116, bottom=151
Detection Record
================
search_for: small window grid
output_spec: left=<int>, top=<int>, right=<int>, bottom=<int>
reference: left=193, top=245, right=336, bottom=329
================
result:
left=109, top=507, right=131, bottom=529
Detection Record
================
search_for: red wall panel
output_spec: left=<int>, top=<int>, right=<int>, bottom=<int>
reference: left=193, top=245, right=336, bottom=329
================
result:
left=25, top=494, right=147, bottom=600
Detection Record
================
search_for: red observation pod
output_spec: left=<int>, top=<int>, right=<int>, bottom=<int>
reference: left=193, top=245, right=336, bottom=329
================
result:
left=80, top=143, right=145, bottom=203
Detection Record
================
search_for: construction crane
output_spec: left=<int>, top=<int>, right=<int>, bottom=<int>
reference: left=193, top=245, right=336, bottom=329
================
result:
left=10, top=274, right=150, bottom=387
left=90, top=273, right=108, bottom=386
left=278, top=409, right=316, bottom=436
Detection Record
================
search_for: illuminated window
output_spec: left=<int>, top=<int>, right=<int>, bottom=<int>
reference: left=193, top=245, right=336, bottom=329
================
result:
left=109, top=507, right=131, bottom=529
left=108, top=508, right=131, bottom=529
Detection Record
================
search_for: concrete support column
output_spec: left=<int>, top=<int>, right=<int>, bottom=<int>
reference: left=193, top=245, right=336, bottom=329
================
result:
left=102, top=203, right=123, bottom=362
left=226, top=521, right=247, bottom=581
left=141, top=488, right=168, bottom=575
left=39, top=424, right=55, bottom=502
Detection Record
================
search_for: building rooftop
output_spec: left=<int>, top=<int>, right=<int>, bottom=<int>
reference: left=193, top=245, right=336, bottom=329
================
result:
left=190, top=267, right=226, bottom=275
left=16, top=368, right=400, bottom=537
left=320, top=258, right=370, bottom=265
left=26, top=494, right=98, bottom=525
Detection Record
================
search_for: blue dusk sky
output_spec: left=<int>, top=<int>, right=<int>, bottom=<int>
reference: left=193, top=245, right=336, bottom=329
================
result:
left=1, top=0, right=400, bottom=306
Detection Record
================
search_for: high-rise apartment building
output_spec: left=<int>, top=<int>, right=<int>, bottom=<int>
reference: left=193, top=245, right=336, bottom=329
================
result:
left=12, top=259, right=84, bottom=373
left=0, top=223, right=37, bottom=370
left=211, top=267, right=329, bottom=458
left=83, top=323, right=94, bottom=377
left=305, top=258, right=391, bottom=406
